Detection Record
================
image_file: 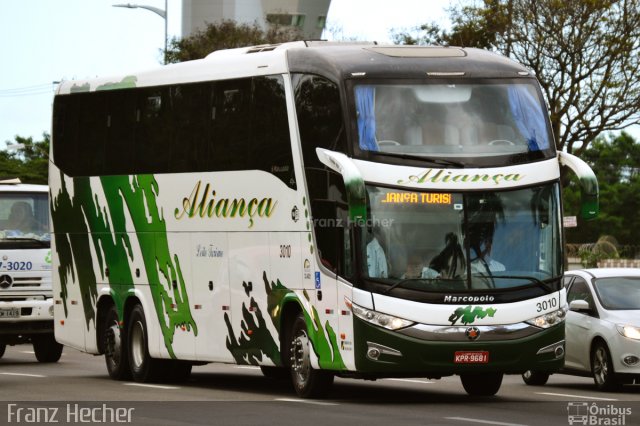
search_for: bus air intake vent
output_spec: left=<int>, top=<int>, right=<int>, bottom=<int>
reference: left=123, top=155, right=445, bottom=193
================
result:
left=246, top=44, right=280, bottom=53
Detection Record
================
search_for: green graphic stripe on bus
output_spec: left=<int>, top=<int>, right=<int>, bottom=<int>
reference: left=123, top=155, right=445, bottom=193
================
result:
left=448, top=306, right=498, bottom=325
left=103, top=175, right=197, bottom=358
left=50, top=175, right=99, bottom=327
left=303, top=306, right=346, bottom=370
left=51, top=172, right=197, bottom=357
left=397, top=169, right=525, bottom=185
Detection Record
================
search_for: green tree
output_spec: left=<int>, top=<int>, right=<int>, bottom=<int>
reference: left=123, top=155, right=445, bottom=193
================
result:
left=165, top=20, right=304, bottom=63
left=1, top=133, right=49, bottom=185
left=564, top=132, right=640, bottom=245
left=391, top=0, right=640, bottom=156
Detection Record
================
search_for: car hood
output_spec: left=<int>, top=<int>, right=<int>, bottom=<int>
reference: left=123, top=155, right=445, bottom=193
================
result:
left=601, top=310, right=640, bottom=326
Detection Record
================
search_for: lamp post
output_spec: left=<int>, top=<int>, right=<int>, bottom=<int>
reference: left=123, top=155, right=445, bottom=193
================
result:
left=113, top=1, right=168, bottom=64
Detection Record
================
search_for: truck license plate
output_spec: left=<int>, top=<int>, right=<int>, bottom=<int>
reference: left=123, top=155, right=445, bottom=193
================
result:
left=0, top=308, right=20, bottom=318
left=454, top=351, right=489, bottom=363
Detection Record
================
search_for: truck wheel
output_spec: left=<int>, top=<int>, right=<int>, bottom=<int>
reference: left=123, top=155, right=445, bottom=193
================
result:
left=460, top=373, right=503, bottom=396
left=33, top=334, right=63, bottom=363
left=289, top=313, right=334, bottom=398
left=128, top=305, right=162, bottom=382
left=0, top=343, right=5, bottom=359
left=522, top=370, right=550, bottom=386
left=104, top=305, right=131, bottom=380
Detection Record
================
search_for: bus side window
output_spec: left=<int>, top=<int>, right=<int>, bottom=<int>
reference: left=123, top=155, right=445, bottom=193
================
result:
left=77, top=92, right=106, bottom=176
left=135, top=88, right=169, bottom=174
left=213, top=79, right=251, bottom=171
left=251, top=75, right=295, bottom=189
left=106, top=89, right=135, bottom=176
left=52, top=95, right=78, bottom=176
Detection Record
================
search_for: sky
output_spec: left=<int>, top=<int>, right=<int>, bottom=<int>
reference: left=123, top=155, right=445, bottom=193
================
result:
left=0, top=0, right=453, bottom=148
left=1, top=0, right=635, bottom=149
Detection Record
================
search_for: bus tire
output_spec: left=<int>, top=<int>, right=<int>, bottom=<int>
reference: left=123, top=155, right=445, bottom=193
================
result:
left=128, top=305, right=162, bottom=382
left=104, top=305, right=131, bottom=380
left=521, top=370, right=550, bottom=386
left=32, top=334, right=63, bottom=363
left=0, top=343, right=6, bottom=359
left=289, top=313, right=334, bottom=398
left=460, top=373, right=503, bottom=396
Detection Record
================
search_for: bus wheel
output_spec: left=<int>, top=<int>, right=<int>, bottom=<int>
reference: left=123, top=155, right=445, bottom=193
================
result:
left=0, top=343, right=6, bottom=359
left=104, top=305, right=131, bottom=380
left=32, top=334, right=63, bottom=363
left=591, top=342, right=619, bottom=391
left=522, top=370, right=550, bottom=386
left=460, top=373, right=503, bottom=396
left=128, top=305, right=162, bottom=382
left=289, top=313, right=334, bottom=398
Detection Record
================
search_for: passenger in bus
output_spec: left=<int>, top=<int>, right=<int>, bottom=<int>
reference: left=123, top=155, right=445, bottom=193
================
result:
left=469, top=237, right=505, bottom=274
left=366, top=229, right=388, bottom=278
left=403, top=254, right=440, bottom=279
left=429, top=233, right=466, bottom=278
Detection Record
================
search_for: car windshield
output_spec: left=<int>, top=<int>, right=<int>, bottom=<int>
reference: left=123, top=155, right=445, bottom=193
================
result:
left=361, top=183, right=561, bottom=293
left=0, top=192, right=50, bottom=243
left=352, top=80, right=554, bottom=163
left=593, top=277, right=640, bottom=310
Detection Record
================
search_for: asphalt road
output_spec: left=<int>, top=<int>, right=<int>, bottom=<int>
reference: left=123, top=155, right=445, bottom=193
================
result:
left=1, top=344, right=639, bottom=426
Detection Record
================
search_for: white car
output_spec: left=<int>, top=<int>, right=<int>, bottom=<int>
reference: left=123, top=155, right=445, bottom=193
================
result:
left=523, top=268, right=640, bottom=390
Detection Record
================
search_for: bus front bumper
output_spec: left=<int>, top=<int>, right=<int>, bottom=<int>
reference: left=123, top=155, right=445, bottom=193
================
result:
left=353, top=317, right=565, bottom=376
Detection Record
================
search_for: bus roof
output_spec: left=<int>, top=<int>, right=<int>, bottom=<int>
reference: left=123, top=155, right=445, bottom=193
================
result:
left=0, top=183, right=48, bottom=193
left=56, top=41, right=532, bottom=95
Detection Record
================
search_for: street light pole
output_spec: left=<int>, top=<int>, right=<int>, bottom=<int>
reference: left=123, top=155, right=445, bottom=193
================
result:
left=113, top=1, right=168, bottom=64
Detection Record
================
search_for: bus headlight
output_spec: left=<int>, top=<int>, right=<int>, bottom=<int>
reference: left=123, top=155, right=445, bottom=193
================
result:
left=616, top=324, right=640, bottom=340
left=346, top=298, right=414, bottom=331
left=526, top=306, right=567, bottom=329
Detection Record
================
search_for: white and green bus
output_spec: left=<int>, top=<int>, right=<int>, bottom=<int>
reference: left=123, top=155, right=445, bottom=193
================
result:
left=50, top=42, right=598, bottom=397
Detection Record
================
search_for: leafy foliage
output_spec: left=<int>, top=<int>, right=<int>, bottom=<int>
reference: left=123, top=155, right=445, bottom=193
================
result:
left=391, top=0, right=640, bottom=156
left=563, top=132, right=640, bottom=245
left=165, top=20, right=304, bottom=63
left=0, top=134, right=49, bottom=185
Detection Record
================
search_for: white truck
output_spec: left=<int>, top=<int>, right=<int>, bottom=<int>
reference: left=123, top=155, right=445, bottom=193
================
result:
left=0, top=179, right=61, bottom=362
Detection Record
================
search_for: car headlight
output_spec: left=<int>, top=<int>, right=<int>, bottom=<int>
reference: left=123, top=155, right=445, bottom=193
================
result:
left=526, top=306, right=568, bottom=329
left=616, top=324, right=640, bottom=340
left=345, top=298, right=415, bottom=330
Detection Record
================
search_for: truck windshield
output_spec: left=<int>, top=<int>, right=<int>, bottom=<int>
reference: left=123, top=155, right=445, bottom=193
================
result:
left=361, top=183, right=561, bottom=293
left=0, top=193, right=50, bottom=245
left=352, top=80, right=554, bottom=165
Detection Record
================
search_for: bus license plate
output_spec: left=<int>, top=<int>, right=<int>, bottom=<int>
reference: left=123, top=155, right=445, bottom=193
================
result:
left=454, top=351, right=489, bottom=364
left=0, top=308, right=20, bottom=319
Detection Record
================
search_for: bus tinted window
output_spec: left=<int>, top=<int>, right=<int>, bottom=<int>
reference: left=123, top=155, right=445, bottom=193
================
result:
left=52, top=76, right=295, bottom=188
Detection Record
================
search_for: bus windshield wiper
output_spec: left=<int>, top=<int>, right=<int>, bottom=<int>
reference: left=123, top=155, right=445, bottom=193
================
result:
left=381, top=277, right=439, bottom=295
left=483, top=274, right=559, bottom=292
left=375, top=152, right=466, bottom=168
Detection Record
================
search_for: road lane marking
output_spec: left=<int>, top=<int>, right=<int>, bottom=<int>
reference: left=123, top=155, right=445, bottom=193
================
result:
left=446, top=417, right=528, bottom=426
left=381, top=378, right=434, bottom=384
left=0, top=372, right=46, bottom=378
left=535, top=392, right=617, bottom=401
left=275, top=398, right=339, bottom=406
left=235, top=366, right=260, bottom=370
left=123, top=383, right=180, bottom=390
left=20, top=351, right=35, bottom=354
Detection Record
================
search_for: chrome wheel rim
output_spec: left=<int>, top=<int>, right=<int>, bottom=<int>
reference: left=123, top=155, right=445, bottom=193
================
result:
left=291, top=329, right=311, bottom=387
left=131, top=320, right=145, bottom=369
left=523, top=370, right=532, bottom=380
left=593, top=346, right=609, bottom=386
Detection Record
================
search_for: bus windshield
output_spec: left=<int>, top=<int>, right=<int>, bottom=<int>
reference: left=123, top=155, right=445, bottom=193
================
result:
left=0, top=193, right=50, bottom=245
left=352, top=80, right=554, bottom=163
left=362, top=183, right=561, bottom=293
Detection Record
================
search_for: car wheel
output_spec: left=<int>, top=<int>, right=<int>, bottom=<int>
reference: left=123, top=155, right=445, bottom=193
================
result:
left=460, top=373, right=503, bottom=396
left=522, top=370, right=550, bottom=386
left=591, top=341, right=619, bottom=391
left=289, top=313, right=334, bottom=398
